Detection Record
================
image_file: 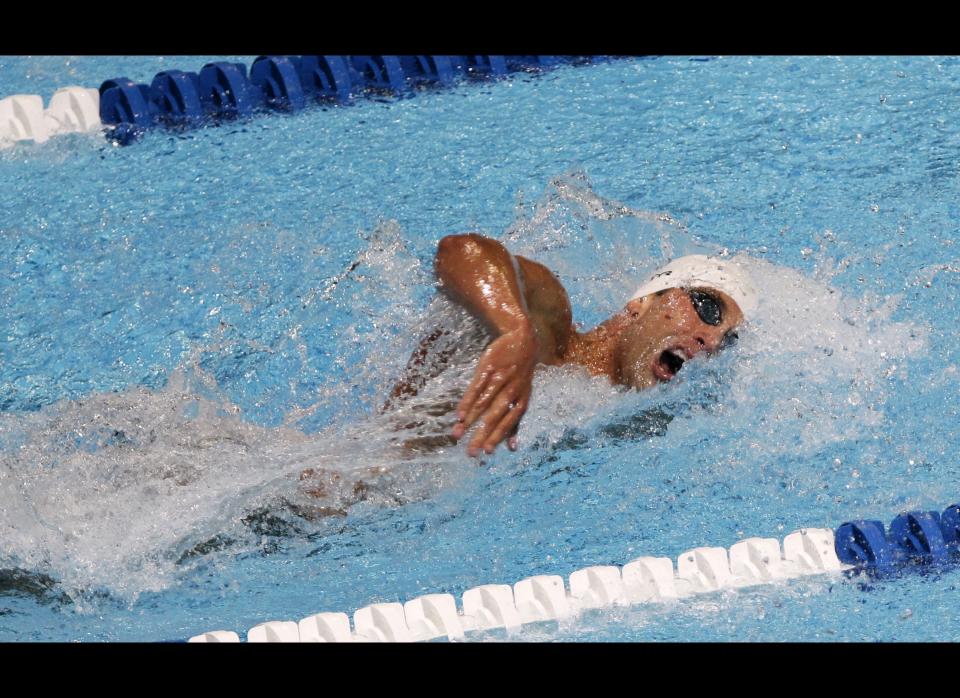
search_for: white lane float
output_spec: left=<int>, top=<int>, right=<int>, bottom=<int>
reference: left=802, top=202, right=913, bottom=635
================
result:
left=186, top=526, right=850, bottom=642
left=1, top=87, right=101, bottom=149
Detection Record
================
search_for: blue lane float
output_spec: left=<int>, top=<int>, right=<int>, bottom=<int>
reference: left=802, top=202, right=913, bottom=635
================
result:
left=99, top=77, right=155, bottom=127
left=398, top=55, right=456, bottom=87
left=296, top=55, right=353, bottom=103
left=506, top=55, right=565, bottom=71
left=198, top=62, right=261, bottom=119
left=942, top=504, right=960, bottom=547
left=5, top=56, right=609, bottom=148
left=889, top=511, right=950, bottom=565
left=85, top=55, right=600, bottom=146
left=834, top=503, right=960, bottom=574
left=834, top=520, right=897, bottom=572
left=151, top=70, right=204, bottom=127
left=453, top=55, right=509, bottom=78
left=250, top=56, right=306, bottom=111
left=99, top=77, right=157, bottom=145
left=348, top=55, right=406, bottom=94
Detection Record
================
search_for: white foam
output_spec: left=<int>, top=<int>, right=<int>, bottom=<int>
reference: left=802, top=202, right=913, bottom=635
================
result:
left=0, top=174, right=928, bottom=609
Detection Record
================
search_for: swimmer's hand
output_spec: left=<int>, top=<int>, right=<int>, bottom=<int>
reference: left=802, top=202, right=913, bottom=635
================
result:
left=453, top=323, right=538, bottom=457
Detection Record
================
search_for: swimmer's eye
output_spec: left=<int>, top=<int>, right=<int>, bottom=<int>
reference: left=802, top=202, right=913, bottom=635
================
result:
left=688, top=289, right=723, bottom=326
left=719, top=330, right=738, bottom=350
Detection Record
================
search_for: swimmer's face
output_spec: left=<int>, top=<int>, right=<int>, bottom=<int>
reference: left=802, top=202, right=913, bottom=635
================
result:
left=616, top=287, right=744, bottom=390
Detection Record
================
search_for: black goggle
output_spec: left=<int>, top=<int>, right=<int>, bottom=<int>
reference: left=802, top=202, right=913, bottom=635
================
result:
left=687, top=289, right=723, bottom=326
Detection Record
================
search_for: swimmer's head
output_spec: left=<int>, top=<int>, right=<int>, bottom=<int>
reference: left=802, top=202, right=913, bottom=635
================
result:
left=615, top=255, right=754, bottom=389
left=629, top=254, right=759, bottom=316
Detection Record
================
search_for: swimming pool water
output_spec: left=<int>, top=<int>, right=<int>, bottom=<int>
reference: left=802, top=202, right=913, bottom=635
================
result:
left=1, top=55, right=960, bottom=641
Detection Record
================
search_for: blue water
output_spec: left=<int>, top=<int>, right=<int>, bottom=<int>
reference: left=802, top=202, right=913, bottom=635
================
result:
left=2, top=55, right=960, bottom=641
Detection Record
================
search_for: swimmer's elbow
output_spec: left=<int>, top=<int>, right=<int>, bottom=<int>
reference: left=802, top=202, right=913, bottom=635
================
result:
left=437, top=233, right=482, bottom=257
left=435, top=233, right=488, bottom=276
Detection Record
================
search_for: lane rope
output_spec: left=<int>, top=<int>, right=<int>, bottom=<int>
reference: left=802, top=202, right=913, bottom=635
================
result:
left=188, top=502, right=960, bottom=642
left=1, top=56, right=605, bottom=150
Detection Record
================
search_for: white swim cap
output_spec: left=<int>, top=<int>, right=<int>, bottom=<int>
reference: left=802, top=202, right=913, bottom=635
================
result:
left=630, top=254, right=759, bottom=316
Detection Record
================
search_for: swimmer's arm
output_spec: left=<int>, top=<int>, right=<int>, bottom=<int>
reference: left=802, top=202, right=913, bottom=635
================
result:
left=434, top=235, right=573, bottom=357
left=514, top=255, right=574, bottom=362
left=385, top=242, right=574, bottom=413
left=435, top=234, right=537, bottom=343
left=435, top=234, right=567, bottom=455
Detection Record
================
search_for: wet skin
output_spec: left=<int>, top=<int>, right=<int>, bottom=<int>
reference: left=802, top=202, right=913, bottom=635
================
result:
left=606, top=286, right=744, bottom=390
left=426, top=234, right=745, bottom=457
left=298, top=235, right=746, bottom=502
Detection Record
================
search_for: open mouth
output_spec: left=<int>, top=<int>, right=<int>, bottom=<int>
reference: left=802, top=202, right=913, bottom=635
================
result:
left=654, top=348, right=686, bottom=381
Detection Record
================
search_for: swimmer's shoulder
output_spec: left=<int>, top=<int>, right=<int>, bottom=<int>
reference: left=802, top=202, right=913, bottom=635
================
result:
left=514, top=255, right=574, bottom=361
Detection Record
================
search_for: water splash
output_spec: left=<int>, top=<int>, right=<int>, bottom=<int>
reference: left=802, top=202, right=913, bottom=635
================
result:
left=0, top=172, right=931, bottom=603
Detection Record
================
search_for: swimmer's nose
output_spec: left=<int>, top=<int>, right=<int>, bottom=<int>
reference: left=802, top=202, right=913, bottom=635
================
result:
left=694, top=335, right=714, bottom=355
left=696, top=328, right=737, bottom=354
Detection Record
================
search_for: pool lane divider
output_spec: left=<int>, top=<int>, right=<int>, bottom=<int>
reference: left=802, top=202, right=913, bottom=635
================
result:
left=189, top=526, right=845, bottom=642
left=188, top=501, right=960, bottom=642
left=0, top=55, right=602, bottom=150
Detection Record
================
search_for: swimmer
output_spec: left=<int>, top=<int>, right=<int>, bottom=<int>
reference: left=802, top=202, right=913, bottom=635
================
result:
left=391, top=233, right=757, bottom=457
left=297, top=232, right=756, bottom=512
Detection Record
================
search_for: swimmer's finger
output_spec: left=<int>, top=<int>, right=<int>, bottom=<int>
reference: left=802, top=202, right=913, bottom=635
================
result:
left=463, top=370, right=511, bottom=430
left=468, top=389, right=523, bottom=456
left=458, top=367, right=489, bottom=417
left=466, top=390, right=513, bottom=456
left=453, top=367, right=492, bottom=437
left=507, top=421, right=520, bottom=451
left=482, top=396, right=527, bottom=454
